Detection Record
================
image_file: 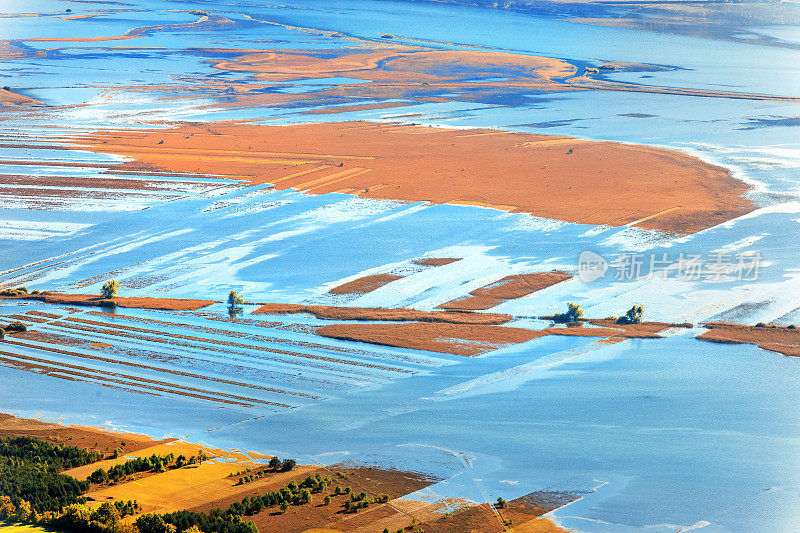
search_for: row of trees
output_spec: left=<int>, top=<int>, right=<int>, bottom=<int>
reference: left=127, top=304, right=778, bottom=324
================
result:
left=551, top=303, right=644, bottom=325
left=88, top=451, right=207, bottom=485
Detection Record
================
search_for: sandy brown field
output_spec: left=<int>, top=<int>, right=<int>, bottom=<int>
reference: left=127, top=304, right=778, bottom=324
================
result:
left=316, top=320, right=684, bottom=355
left=0, top=292, right=217, bottom=311
left=252, top=303, right=512, bottom=325
left=439, top=272, right=571, bottom=311
left=697, top=322, right=800, bottom=357
left=328, top=274, right=404, bottom=295
left=71, top=120, right=753, bottom=233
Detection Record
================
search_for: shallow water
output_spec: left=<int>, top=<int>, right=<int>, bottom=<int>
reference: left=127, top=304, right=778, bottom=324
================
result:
left=1, top=0, right=800, bottom=531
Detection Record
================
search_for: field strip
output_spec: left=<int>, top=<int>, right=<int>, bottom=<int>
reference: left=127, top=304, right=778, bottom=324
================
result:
left=2, top=337, right=312, bottom=401
left=120, top=153, right=314, bottom=166
left=455, top=131, right=513, bottom=138
left=0, top=349, right=264, bottom=408
left=290, top=167, right=370, bottom=191
left=269, top=164, right=332, bottom=185
left=32, top=323, right=385, bottom=391
left=0, top=345, right=287, bottom=407
left=625, top=205, right=683, bottom=227
left=520, top=138, right=577, bottom=148
left=304, top=168, right=374, bottom=193
left=61, top=316, right=413, bottom=374
left=94, top=311, right=443, bottom=364
left=86, top=144, right=375, bottom=161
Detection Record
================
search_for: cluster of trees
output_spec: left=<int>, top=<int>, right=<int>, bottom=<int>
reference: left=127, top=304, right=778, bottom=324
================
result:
left=0, top=287, right=50, bottom=297
left=233, top=457, right=294, bottom=486
left=267, top=456, right=295, bottom=472
left=137, top=510, right=257, bottom=533
left=616, top=305, right=644, bottom=325
left=43, top=500, right=141, bottom=532
left=342, top=490, right=389, bottom=513
left=553, top=303, right=584, bottom=323
left=0, top=436, right=101, bottom=513
left=89, top=452, right=207, bottom=485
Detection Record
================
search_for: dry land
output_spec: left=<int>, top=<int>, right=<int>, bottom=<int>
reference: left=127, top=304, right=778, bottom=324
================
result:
left=697, top=322, right=800, bottom=357
left=71, top=120, right=754, bottom=234
left=439, top=272, right=571, bottom=311
left=0, top=292, right=217, bottom=311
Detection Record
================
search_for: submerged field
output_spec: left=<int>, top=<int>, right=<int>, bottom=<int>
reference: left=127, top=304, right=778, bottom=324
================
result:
left=1, top=0, right=800, bottom=531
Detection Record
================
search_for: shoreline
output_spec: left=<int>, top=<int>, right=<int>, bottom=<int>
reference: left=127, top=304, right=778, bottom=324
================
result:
left=0, top=411, right=570, bottom=532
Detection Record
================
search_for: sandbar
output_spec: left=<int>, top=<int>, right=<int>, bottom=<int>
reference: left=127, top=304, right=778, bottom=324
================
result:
left=72, top=120, right=754, bottom=234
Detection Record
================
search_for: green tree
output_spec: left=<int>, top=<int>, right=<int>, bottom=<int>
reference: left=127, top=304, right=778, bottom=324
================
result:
left=279, top=501, right=289, bottom=513
left=268, top=457, right=281, bottom=470
left=617, top=304, right=644, bottom=325
left=228, top=290, right=244, bottom=308
left=101, top=279, right=120, bottom=299
left=323, top=495, right=331, bottom=505
left=496, top=497, right=507, bottom=509
left=553, top=302, right=583, bottom=323
left=135, top=513, right=177, bottom=533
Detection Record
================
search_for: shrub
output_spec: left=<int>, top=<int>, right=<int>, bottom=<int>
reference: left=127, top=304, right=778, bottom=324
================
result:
left=495, top=497, right=507, bottom=509
left=755, top=322, right=767, bottom=327
left=101, top=280, right=120, bottom=299
left=788, top=324, right=797, bottom=329
left=5, top=321, right=26, bottom=332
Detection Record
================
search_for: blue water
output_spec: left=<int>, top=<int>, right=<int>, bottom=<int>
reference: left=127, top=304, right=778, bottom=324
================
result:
left=1, top=0, right=800, bottom=531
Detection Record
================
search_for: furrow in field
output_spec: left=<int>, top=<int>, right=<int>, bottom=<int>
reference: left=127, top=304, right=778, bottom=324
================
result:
left=48, top=319, right=404, bottom=384
left=0, top=349, right=266, bottom=409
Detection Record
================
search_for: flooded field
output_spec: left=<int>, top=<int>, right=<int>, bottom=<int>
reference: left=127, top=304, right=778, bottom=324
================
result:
left=1, top=0, right=799, bottom=531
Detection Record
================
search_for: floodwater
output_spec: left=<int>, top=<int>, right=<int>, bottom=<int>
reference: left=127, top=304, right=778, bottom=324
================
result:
left=1, top=0, right=799, bottom=531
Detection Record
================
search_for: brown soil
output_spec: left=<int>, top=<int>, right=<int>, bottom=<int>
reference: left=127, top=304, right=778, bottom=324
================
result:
left=0, top=292, right=217, bottom=311
left=316, top=319, right=683, bottom=355
left=252, top=303, right=512, bottom=325
left=413, top=257, right=462, bottom=267
left=0, top=87, right=45, bottom=107
left=192, top=464, right=436, bottom=533
left=317, top=322, right=544, bottom=355
left=0, top=412, right=168, bottom=455
left=697, top=322, right=800, bottom=357
left=440, top=272, right=571, bottom=311
left=72, top=120, right=754, bottom=234
left=329, top=274, right=403, bottom=295
left=410, top=490, right=577, bottom=533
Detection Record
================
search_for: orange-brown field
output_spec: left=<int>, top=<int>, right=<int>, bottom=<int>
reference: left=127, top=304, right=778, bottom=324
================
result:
left=697, top=322, right=800, bottom=357
left=0, top=413, right=167, bottom=455
left=70, top=120, right=753, bottom=234
left=328, top=274, right=404, bottom=295
left=439, top=272, right=571, bottom=311
left=0, top=292, right=217, bottom=311
left=252, top=303, right=513, bottom=325
left=0, top=413, right=570, bottom=533
left=315, top=320, right=683, bottom=356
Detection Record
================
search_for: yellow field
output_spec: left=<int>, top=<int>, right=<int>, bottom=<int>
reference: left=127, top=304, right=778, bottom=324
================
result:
left=66, top=440, right=318, bottom=514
